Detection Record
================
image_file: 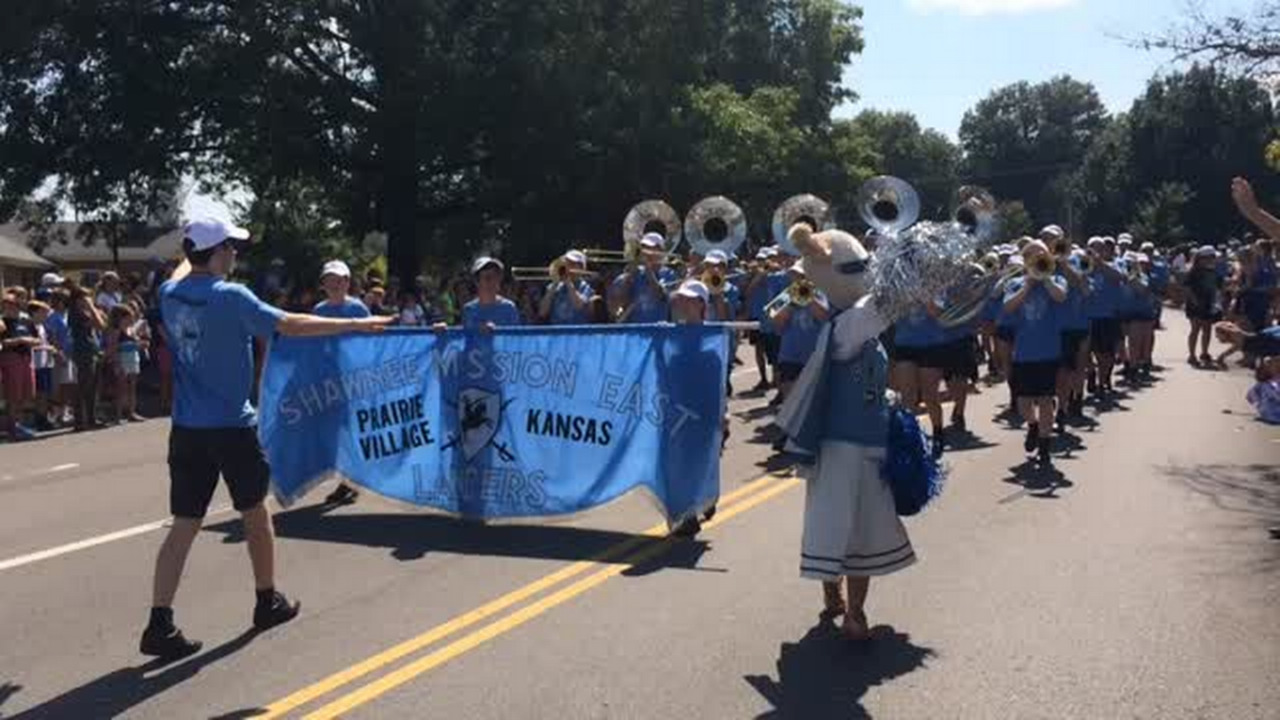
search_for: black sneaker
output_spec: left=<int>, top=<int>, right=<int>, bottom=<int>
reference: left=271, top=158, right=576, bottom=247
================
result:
left=1055, top=409, right=1066, bottom=433
left=1086, top=371, right=1097, bottom=394
left=253, top=591, right=301, bottom=631
left=1023, top=423, right=1039, bottom=453
left=1037, top=438, right=1052, bottom=467
left=931, top=435, right=944, bottom=459
left=950, top=414, right=967, bottom=434
left=140, top=624, right=203, bottom=660
left=702, top=504, right=717, bottom=522
left=672, top=516, right=702, bottom=538
left=324, top=484, right=359, bottom=506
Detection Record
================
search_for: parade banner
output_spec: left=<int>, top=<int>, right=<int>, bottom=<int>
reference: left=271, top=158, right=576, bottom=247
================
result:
left=259, top=326, right=729, bottom=523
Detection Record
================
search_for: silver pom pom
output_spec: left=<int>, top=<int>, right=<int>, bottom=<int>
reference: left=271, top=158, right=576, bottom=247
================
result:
left=871, top=220, right=991, bottom=323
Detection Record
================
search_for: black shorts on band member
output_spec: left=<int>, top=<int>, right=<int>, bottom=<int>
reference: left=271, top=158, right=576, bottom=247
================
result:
left=1011, top=361, right=1058, bottom=398
left=1089, top=318, right=1121, bottom=356
left=169, top=426, right=272, bottom=518
left=1060, top=330, right=1089, bottom=370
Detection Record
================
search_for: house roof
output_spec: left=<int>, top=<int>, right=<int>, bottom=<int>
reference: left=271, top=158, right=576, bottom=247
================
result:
left=0, top=226, right=55, bottom=269
left=0, top=222, right=183, bottom=266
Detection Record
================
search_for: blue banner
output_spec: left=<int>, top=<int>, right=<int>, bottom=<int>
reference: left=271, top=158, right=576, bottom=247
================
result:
left=259, top=325, right=729, bottom=523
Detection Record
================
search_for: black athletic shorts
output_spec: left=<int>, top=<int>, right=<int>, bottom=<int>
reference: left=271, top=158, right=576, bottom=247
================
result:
left=1011, top=361, right=1059, bottom=399
left=893, top=344, right=926, bottom=364
left=777, top=362, right=805, bottom=383
left=747, top=329, right=762, bottom=346
left=1243, top=333, right=1280, bottom=358
left=1060, top=330, right=1089, bottom=370
left=917, top=337, right=978, bottom=382
left=1089, top=318, right=1122, bottom=356
left=169, top=426, right=272, bottom=518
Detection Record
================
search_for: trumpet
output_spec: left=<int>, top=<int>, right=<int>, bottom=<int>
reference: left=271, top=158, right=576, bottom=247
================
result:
left=1027, top=253, right=1056, bottom=280
left=702, top=269, right=728, bottom=296
left=763, top=280, right=817, bottom=319
left=1079, top=254, right=1096, bottom=274
left=511, top=257, right=596, bottom=283
left=980, top=253, right=1001, bottom=274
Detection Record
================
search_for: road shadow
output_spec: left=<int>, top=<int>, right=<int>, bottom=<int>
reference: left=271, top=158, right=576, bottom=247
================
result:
left=1164, top=463, right=1280, bottom=519
left=734, top=404, right=777, bottom=422
left=1051, top=430, right=1086, bottom=458
left=7, top=631, right=257, bottom=720
left=0, top=682, right=22, bottom=717
left=744, top=619, right=935, bottom=719
left=205, top=505, right=708, bottom=575
left=941, top=429, right=998, bottom=453
left=1000, top=461, right=1073, bottom=499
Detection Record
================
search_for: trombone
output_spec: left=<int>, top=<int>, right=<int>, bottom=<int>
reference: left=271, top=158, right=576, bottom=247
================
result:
left=763, top=279, right=817, bottom=320
left=511, top=257, right=597, bottom=283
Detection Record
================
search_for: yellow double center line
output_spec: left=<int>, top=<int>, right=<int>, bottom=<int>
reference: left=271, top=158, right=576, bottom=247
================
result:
left=259, top=472, right=801, bottom=719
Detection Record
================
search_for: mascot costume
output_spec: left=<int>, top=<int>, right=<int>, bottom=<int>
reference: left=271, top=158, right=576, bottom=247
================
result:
left=777, top=219, right=952, bottom=641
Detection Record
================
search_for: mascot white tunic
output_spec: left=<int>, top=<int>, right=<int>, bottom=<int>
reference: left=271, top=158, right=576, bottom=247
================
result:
left=778, top=225, right=917, bottom=587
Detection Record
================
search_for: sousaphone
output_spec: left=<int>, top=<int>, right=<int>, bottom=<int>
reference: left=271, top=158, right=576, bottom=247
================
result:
left=684, top=196, right=748, bottom=257
left=773, top=194, right=834, bottom=257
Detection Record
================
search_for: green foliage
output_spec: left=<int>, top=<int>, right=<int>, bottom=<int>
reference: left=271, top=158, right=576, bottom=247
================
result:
left=1268, top=139, right=1280, bottom=172
left=1130, top=182, right=1195, bottom=245
left=0, top=0, right=867, bottom=280
left=959, top=76, right=1108, bottom=226
left=996, top=200, right=1034, bottom=240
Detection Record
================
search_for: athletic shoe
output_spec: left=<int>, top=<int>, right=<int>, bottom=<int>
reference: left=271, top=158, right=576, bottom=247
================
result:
left=1055, top=409, right=1066, bottom=434
left=11, top=424, right=36, bottom=441
left=950, top=414, right=967, bottom=434
left=672, top=517, right=702, bottom=538
left=931, top=435, right=944, bottom=459
left=140, top=624, right=202, bottom=660
left=1023, top=423, right=1039, bottom=453
left=253, top=591, right=301, bottom=631
left=1037, top=438, right=1052, bottom=467
left=324, top=484, right=359, bottom=505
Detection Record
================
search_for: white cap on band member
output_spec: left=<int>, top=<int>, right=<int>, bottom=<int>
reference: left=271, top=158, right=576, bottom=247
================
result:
left=184, top=218, right=250, bottom=251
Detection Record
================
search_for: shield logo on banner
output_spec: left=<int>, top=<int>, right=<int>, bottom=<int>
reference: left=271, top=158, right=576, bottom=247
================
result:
left=458, top=388, right=502, bottom=461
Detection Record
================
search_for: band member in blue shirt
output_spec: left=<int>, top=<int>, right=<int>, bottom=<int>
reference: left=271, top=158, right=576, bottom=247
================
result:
left=742, top=247, right=777, bottom=390
left=1084, top=237, right=1126, bottom=396
left=770, top=262, right=829, bottom=403
left=538, top=250, right=596, bottom=325
left=313, top=260, right=371, bottom=319
left=1057, top=249, right=1092, bottom=423
left=611, top=233, right=678, bottom=324
left=459, top=257, right=521, bottom=331
left=1004, top=240, right=1067, bottom=466
left=143, top=219, right=390, bottom=660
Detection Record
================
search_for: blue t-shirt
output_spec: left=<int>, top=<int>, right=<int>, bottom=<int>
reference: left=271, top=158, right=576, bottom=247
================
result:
left=893, top=307, right=945, bottom=348
left=462, top=298, right=522, bottom=329
left=160, top=275, right=285, bottom=428
left=546, top=280, right=596, bottom=325
left=1056, top=274, right=1089, bottom=331
left=313, top=297, right=371, bottom=319
left=778, top=305, right=826, bottom=364
left=615, top=267, right=678, bottom=324
left=1004, top=277, right=1066, bottom=363
left=707, top=282, right=741, bottom=322
left=1085, top=265, right=1120, bottom=319
left=44, top=312, right=70, bottom=353
left=758, top=272, right=791, bottom=334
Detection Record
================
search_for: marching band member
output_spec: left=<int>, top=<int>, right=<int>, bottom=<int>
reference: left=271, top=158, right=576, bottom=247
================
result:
left=1128, top=253, right=1158, bottom=379
left=538, top=250, right=595, bottom=325
left=929, top=291, right=979, bottom=447
left=1057, top=248, right=1092, bottom=423
left=771, top=262, right=829, bottom=405
left=313, top=260, right=371, bottom=506
left=744, top=247, right=779, bottom=391
left=615, top=233, right=678, bottom=324
left=1184, top=246, right=1226, bottom=365
left=1003, top=240, right=1067, bottom=466
left=1085, top=237, right=1125, bottom=396
left=461, top=257, right=521, bottom=331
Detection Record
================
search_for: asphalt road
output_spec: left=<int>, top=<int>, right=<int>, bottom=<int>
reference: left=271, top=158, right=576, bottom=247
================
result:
left=1, top=313, right=1277, bottom=720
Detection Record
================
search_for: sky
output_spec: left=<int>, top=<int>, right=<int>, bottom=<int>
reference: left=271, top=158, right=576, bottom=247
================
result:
left=833, top=0, right=1201, bottom=137
left=188, top=0, right=1211, bottom=219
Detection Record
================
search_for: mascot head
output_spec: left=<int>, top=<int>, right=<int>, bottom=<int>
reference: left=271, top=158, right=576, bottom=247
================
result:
left=788, top=224, right=871, bottom=310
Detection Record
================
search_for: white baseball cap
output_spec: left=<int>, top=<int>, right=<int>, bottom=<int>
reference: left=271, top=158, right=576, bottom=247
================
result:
left=674, top=280, right=709, bottom=303
left=184, top=218, right=250, bottom=251
left=563, top=249, right=587, bottom=266
left=704, top=249, right=729, bottom=266
left=1087, top=237, right=1105, bottom=249
left=1140, top=242, right=1155, bottom=252
left=40, top=272, right=65, bottom=286
left=788, top=260, right=806, bottom=276
left=1038, top=225, right=1065, bottom=241
left=754, top=248, right=771, bottom=260
left=471, top=256, right=505, bottom=274
left=639, top=233, right=665, bottom=251
left=1117, top=233, right=1134, bottom=244
left=1195, top=245, right=1219, bottom=258
left=321, top=260, right=351, bottom=279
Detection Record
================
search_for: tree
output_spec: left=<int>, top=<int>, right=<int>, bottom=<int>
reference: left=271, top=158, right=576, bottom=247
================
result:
left=840, top=110, right=960, bottom=218
left=958, top=76, right=1109, bottom=229
left=0, top=1, right=865, bottom=281
left=1123, top=65, right=1277, bottom=241
left=997, top=200, right=1034, bottom=240
left=1135, top=1, right=1280, bottom=75
left=1130, top=182, right=1195, bottom=245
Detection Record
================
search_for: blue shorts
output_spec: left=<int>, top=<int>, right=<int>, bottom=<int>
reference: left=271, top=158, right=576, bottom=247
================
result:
left=35, top=368, right=54, bottom=395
